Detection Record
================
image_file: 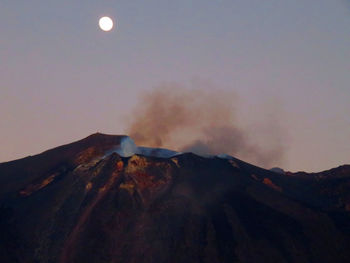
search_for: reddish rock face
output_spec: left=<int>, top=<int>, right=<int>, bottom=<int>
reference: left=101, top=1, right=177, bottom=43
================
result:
left=0, top=133, right=350, bottom=263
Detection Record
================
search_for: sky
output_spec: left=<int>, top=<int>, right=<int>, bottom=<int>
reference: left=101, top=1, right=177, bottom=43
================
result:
left=0, top=0, right=349, bottom=172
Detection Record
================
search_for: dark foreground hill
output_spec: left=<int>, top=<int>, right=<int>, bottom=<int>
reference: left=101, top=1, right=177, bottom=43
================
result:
left=0, top=133, right=350, bottom=263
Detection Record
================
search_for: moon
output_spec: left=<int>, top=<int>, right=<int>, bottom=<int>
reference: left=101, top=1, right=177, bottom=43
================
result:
left=99, top=16, right=114, bottom=32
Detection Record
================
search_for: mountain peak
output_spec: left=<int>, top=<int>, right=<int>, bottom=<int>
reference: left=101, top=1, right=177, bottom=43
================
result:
left=1, top=134, right=350, bottom=262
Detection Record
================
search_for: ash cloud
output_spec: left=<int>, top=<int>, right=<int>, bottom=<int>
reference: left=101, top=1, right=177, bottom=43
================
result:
left=127, top=83, right=286, bottom=168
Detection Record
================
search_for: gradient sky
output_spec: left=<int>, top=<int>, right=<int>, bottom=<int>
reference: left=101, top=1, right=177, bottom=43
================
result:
left=1, top=0, right=349, bottom=172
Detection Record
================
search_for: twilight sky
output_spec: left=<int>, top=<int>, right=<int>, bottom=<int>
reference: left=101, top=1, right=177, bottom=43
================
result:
left=0, top=0, right=349, bottom=172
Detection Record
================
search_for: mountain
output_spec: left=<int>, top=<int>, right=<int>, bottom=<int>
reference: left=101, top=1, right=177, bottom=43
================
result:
left=0, top=133, right=350, bottom=263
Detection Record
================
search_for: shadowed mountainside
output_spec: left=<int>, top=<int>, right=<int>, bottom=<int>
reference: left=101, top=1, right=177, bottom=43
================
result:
left=0, top=133, right=350, bottom=263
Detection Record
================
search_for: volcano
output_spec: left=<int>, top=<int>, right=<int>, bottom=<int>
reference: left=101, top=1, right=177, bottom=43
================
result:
left=0, top=133, right=350, bottom=263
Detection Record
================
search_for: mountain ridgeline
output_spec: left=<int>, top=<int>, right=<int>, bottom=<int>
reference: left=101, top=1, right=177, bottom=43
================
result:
left=0, top=133, right=350, bottom=263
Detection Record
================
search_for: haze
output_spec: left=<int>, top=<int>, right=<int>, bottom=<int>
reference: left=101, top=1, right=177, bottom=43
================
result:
left=1, top=0, right=349, bottom=172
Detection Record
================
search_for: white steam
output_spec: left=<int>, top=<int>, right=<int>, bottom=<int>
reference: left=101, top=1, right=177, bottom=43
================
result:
left=114, top=137, right=138, bottom=157
left=112, top=136, right=241, bottom=160
left=112, top=137, right=180, bottom=158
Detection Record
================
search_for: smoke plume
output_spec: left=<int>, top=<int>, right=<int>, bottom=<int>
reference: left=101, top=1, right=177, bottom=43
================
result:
left=127, top=83, right=286, bottom=168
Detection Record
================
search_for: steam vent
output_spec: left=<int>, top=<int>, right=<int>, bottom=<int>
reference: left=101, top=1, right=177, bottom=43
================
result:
left=1, top=133, right=350, bottom=263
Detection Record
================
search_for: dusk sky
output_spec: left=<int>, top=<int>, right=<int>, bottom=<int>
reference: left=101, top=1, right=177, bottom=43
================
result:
left=1, top=0, right=350, bottom=172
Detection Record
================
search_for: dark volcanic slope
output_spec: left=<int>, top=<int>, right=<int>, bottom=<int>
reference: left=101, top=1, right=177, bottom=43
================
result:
left=0, top=134, right=350, bottom=263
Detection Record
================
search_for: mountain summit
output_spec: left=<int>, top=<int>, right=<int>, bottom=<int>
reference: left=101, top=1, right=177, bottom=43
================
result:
left=0, top=133, right=350, bottom=263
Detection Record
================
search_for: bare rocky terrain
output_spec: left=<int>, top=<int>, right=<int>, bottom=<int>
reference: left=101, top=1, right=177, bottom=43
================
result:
left=0, top=133, right=350, bottom=263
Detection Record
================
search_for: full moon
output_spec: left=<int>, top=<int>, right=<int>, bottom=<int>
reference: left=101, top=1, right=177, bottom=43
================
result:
left=99, top=16, right=114, bottom=32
